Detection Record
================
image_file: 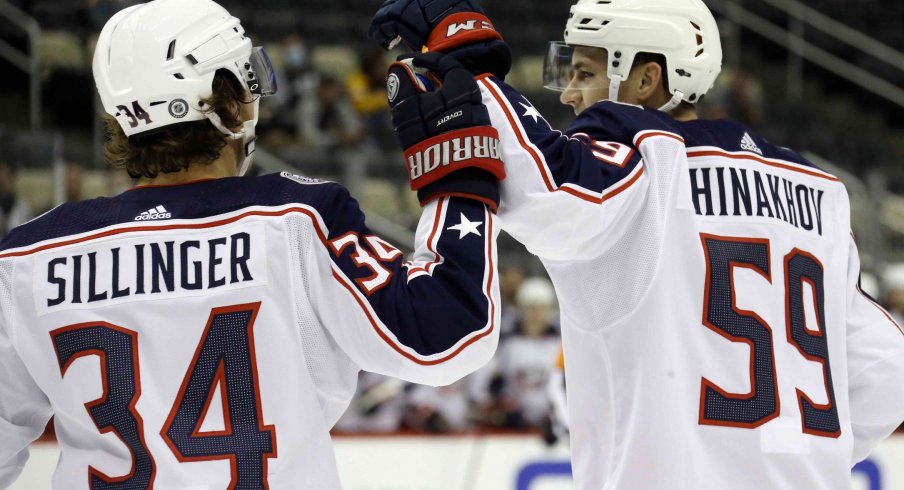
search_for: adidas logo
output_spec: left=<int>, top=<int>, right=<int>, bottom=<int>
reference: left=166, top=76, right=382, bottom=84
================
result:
left=740, top=132, right=763, bottom=155
left=134, top=205, right=172, bottom=221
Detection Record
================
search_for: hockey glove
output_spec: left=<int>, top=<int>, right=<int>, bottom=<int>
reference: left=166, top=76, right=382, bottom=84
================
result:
left=388, top=52, right=505, bottom=210
left=369, top=0, right=512, bottom=78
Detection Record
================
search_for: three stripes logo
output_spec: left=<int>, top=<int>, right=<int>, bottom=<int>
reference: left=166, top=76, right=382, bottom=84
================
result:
left=134, top=205, right=172, bottom=221
left=740, top=132, right=763, bottom=155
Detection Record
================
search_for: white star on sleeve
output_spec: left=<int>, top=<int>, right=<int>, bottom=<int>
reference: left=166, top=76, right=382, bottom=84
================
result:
left=447, top=213, right=483, bottom=239
left=520, top=102, right=545, bottom=124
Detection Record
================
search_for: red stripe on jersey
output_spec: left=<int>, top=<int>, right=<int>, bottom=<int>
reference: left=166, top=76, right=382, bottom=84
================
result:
left=192, top=362, right=232, bottom=438
left=635, top=130, right=685, bottom=146
left=331, top=207, right=497, bottom=365
left=479, top=77, right=667, bottom=205
left=406, top=197, right=446, bottom=278
left=478, top=78, right=559, bottom=194
left=687, top=149, right=841, bottom=182
left=557, top=164, right=646, bottom=204
left=599, top=164, right=645, bottom=204
left=0, top=207, right=330, bottom=259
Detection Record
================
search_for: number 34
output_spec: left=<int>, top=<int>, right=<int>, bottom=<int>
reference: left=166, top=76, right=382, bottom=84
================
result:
left=51, top=303, right=276, bottom=489
left=116, top=100, right=153, bottom=129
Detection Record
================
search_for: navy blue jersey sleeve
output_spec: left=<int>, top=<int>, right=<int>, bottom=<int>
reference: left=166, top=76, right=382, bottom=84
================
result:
left=475, top=75, right=686, bottom=259
left=304, top=182, right=499, bottom=386
left=478, top=76, right=653, bottom=199
left=568, top=99, right=682, bottom=144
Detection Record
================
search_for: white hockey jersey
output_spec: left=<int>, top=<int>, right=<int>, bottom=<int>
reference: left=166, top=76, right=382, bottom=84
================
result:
left=0, top=172, right=500, bottom=489
left=477, top=75, right=904, bottom=489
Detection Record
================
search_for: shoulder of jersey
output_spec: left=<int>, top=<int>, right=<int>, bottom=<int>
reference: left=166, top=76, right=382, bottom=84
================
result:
left=260, top=172, right=351, bottom=212
left=174, top=172, right=359, bottom=234
left=276, top=171, right=332, bottom=187
left=257, top=172, right=364, bottom=239
left=0, top=174, right=355, bottom=253
left=0, top=200, right=101, bottom=253
left=239, top=173, right=361, bottom=233
left=569, top=100, right=682, bottom=146
left=681, top=119, right=836, bottom=177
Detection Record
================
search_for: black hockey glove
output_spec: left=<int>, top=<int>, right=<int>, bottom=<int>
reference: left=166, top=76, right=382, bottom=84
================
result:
left=369, top=0, right=511, bottom=78
left=387, top=52, right=505, bottom=210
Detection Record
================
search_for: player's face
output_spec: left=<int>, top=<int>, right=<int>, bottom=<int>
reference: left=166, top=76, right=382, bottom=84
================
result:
left=560, top=46, right=611, bottom=115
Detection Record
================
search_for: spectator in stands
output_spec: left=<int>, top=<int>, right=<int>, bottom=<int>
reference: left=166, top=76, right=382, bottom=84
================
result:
left=107, top=166, right=133, bottom=196
left=345, top=47, right=395, bottom=150
left=0, top=160, right=32, bottom=238
left=334, top=372, right=406, bottom=433
left=65, top=162, right=84, bottom=202
left=472, top=277, right=561, bottom=429
left=699, top=67, right=765, bottom=129
left=298, top=75, right=364, bottom=152
left=499, top=264, right=526, bottom=336
left=402, top=383, right=471, bottom=432
left=260, top=33, right=320, bottom=140
left=544, top=346, right=569, bottom=445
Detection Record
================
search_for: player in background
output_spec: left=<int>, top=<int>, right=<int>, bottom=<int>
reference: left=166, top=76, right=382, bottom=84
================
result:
left=544, top=346, right=569, bottom=446
left=0, top=0, right=506, bottom=488
left=370, top=0, right=904, bottom=488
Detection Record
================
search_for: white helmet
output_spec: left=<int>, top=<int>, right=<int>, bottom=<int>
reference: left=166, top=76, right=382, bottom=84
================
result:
left=544, top=0, right=722, bottom=112
left=516, top=278, right=556, bottom=307
left=93, top=0, right=277, bottom=174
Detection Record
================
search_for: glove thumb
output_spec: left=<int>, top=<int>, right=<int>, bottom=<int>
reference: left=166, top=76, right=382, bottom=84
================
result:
left=408, top=51, right=467, bottom=80
left=386, top=59, right=436, bottom=109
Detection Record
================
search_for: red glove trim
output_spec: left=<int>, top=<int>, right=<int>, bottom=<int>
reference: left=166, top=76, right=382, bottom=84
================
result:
left=425, top=12, right=504, bottom=53
left=404, top=126, right=506, bottom=191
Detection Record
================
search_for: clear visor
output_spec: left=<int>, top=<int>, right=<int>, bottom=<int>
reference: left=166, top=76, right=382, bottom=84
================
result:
left=245, top=47, right=278, bottom=98
left=543, top=41, right=610, bottom=92
left=543, top=42, right=574, bottom=92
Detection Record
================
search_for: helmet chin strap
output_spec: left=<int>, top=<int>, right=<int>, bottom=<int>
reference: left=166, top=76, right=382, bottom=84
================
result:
left=658, top=90, right=685, bottom=113
left=205, top=97, right=260, bottom=176
left=608, top=74, right=625, bottom=105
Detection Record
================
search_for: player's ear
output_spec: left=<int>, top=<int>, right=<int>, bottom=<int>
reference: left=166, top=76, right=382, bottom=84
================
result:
left=635, top=61, right=664, bottom=104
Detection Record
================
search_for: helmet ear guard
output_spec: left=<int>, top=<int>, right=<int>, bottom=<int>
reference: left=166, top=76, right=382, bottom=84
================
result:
left=545, top=0, right=722, bottom=111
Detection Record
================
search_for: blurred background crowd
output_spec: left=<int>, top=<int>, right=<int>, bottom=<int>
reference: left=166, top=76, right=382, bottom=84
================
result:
left=1, top=0, right=903, bottom=440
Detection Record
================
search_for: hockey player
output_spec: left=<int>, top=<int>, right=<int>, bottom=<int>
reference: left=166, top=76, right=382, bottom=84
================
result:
left=0, top=0, right=506, bottom=488
left=371, top=0, right=904, bottom=488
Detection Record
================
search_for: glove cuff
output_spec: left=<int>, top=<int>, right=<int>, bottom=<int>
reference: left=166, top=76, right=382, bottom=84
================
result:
left=404, top=126, right=506, bottom=191
left=417, top=168, right=501, bottom=212
left=425, top=12, right=504, bottom=53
